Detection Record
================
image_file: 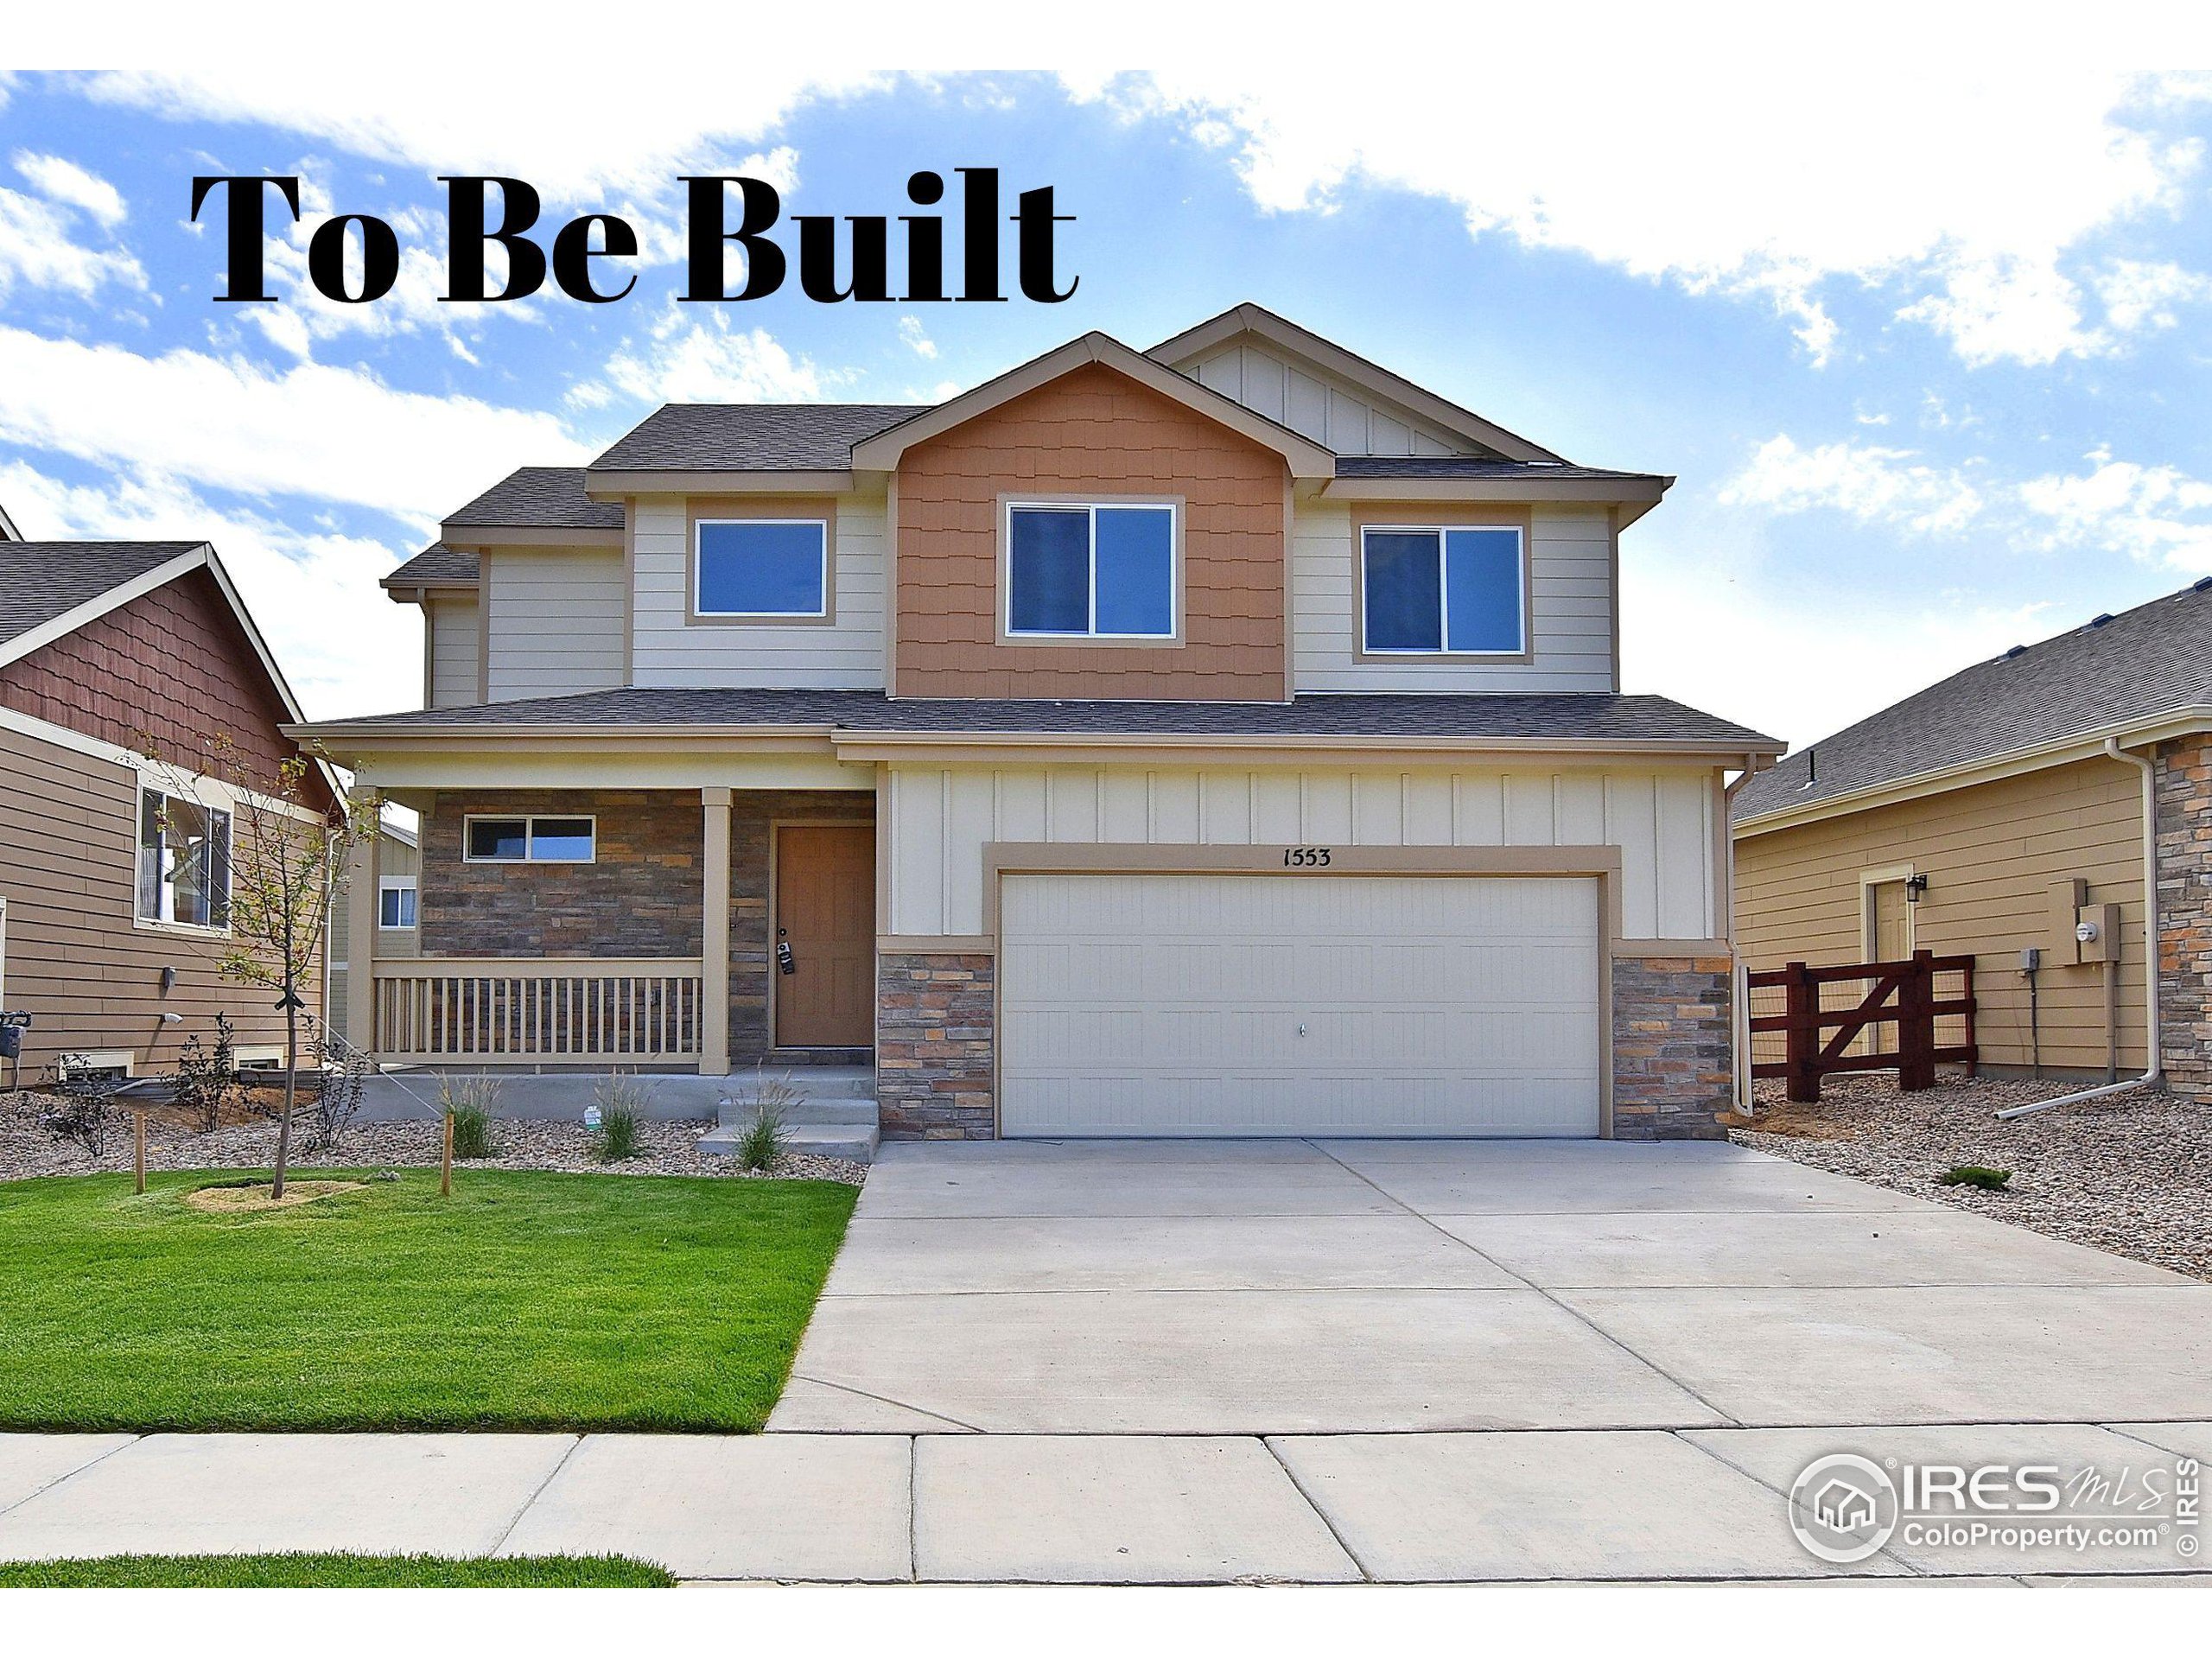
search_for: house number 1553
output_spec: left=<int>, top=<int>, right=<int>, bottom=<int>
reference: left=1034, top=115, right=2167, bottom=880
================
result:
left=1281, top=846, right=1333, bottom=867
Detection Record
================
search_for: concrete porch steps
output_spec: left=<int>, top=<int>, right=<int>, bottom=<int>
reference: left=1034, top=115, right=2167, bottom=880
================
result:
left=702, top=1065, right=880, bottom=1165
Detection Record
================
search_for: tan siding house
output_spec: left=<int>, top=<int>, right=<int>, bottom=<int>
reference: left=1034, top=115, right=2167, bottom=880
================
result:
left=1733, top=581, right=2212, bottom=1093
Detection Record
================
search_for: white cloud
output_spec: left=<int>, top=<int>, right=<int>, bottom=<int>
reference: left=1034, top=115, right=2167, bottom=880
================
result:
left=2094, top=257, right=2212, bottom=334
left=12, top=150, right=127, bottom=226
left=1719, top=436, right=1985, bottom=535
left=0, top=184, right=147, bottom=300
left=2018, top=450, right=2212, bottom=570
left=0, top=325, right=588, bottom=524
left=596, top=302, right=836, bottom=404
left=0, top=461, right=418, bottom=721
left=898, top=314, right=938, bottom=359
left=1074, top=65, right=2210, bottom=367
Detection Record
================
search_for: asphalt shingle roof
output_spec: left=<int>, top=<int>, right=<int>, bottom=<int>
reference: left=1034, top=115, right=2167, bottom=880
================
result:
left=306, top=687, right=1776, bottom=749
left=382, top=543, right=479, bottom=588
left=0, top=541, right=202, bottom=651
left=443, top=467, right=624, bottom=531
left=589, top=404, right=927, bottom=472
left=1734, top=577, right=2212, bottom=823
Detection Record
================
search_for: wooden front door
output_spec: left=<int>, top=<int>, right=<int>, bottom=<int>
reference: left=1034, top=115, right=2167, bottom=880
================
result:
left=773, top=824, right=876, bottom=1048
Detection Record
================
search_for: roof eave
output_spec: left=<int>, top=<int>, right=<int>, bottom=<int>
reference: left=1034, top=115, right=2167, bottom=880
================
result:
left=1732, top=707, right=2212, bottom=838
left=1319, top=474, right=1671, bottom=507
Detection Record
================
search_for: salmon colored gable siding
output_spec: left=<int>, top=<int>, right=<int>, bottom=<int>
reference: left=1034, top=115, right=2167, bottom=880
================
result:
left=892, top=362, right=1289, bottom=700
left=0, top=567, right=324, bottom=805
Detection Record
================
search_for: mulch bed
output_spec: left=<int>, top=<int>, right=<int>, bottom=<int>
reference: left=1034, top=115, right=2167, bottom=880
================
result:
left=0, top=1091, right=865, bottom=1186
left=1730, top=1072, right=2212, bottom=1281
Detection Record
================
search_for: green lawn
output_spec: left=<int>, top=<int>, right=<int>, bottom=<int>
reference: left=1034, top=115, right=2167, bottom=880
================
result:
left=0, top=1169, right=855, bottom=1433
left=0, top=1554, right=675, bottom=1587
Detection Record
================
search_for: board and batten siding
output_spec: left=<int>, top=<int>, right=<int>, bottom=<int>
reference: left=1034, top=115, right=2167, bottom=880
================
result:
left=629, top=495, right=887, bottom=690
left=886, top=762, right=1718, bottom=940
left=481, top=547, right=625, bottom=702
left=1184, top=340, right=1464, bottom=456
left=1733, top=756, right=2149, bottom=1075
left=425, top=594, right=480, bottom=708
left=1291, top=501, right=1614, bottom=693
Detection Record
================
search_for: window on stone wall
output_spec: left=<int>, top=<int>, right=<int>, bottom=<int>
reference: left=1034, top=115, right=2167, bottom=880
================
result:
left=463, top=816, right=596, bottom=863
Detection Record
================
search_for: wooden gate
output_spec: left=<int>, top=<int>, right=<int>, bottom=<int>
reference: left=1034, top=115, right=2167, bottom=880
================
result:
left=1747, top=949, right=1977, bottom=1103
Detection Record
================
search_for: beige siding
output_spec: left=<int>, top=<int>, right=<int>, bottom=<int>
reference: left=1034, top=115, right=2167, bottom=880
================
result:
left=1185, top=340, right=1464, bottom=456
left=1292, top=502, right=1615, bottom=693
left=327, top=830, right=417, bottom=1042
left=630, top=495, right=887, bottom=689
left=1734, top=757, right=2148, bottom=1075
left=426, top=595, right=480, bottom=709
left=483, top=547, right=624, bottom=702
left=0, top=721, right=321, bottom=1077
left=887, top=760, right=1718, bottom=939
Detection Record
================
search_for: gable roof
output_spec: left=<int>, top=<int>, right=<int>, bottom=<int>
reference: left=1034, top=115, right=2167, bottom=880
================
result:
left=1, top=541, right=207, bottom=658
left=592, top=404, right=924, bottom=473
left=849, top=332, right=1338, bottom=479
left=1147, top=302, right=1565, bottom=465
left=382, top=543, right=480, bottom=593
left=1734, top=576, right=2212, bottom=830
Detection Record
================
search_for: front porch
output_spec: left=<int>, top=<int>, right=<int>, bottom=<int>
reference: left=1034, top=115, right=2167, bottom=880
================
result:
left=345, top=785, right=879, bottom=1082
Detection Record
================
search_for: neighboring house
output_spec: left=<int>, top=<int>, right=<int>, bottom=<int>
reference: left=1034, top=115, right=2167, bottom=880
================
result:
left=1733, top=578, right=2212, bottom=1092
left=300, top=304, right=1781, bottom=1141
left=0, top=539, right=336, bottom=1081
left=325, top=814, right=418, bottom=1045
left=0, top=500, right=20, bottom=542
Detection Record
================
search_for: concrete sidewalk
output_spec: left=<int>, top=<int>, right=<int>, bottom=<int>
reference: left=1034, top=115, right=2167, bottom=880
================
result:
left=5, top=1425, right=2210, bottom=1583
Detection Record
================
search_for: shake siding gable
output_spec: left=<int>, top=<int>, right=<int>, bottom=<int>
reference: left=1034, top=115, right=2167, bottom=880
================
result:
left=892, top=363, right=1288, bottom=700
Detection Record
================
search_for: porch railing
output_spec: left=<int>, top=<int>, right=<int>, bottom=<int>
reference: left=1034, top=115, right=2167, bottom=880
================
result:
left=371, top=958, right=704, bottom=1064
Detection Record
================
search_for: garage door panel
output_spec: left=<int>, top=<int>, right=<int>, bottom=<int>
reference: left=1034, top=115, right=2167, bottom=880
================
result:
left=1000, top=873, right=1604, bottom=1138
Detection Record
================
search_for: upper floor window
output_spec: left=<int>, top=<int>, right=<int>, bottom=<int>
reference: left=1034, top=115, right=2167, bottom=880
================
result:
left=695, top=518, right=829, bottom=619
left=137, top=786, right=230, bottom=930
left=1006, top=502, right=1177, bottom=639
left=1361, top=525, right=1526, bottom=655
left=464, top=816, right=596, bottom=863
left=378, top=877, right=418, bottom=929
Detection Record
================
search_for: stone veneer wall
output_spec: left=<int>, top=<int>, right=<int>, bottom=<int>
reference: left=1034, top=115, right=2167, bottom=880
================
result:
left=877, top=953, right=995, bottom=1138
left=2155, top=734, right=2212, bottom=1100
left=418, top=789, right=702, bottom=957
left=728, top=791, right=875, bottom=1063
left=1611, top=955, right=1734, bottom=1141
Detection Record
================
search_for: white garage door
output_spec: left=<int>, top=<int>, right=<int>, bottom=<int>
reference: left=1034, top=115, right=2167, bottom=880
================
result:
left=999, top=872, right=1602, bottom=1138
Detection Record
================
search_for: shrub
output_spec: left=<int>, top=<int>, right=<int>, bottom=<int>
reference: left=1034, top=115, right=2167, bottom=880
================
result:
left=727, top=1068, right=802, bottom=1173
left=440, top=1076, right=503, bottom=1161
left=1937, top=1164, right=2012, bottom=1191
left=306, top=1017, right=372, bottom=1154
left=38, top=1055, right=129, bottom=1156
left=170, top=1014, right=242, bottom=1133
left=592, top=1076, right=651, bottom=1163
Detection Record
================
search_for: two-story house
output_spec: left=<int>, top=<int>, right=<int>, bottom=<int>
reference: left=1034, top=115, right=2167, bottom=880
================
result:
left=299, top=305, right=1779, bottom=1142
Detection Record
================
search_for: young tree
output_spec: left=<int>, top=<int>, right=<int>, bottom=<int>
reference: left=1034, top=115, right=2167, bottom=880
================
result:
left=142, top=733, right=377, bottom=1199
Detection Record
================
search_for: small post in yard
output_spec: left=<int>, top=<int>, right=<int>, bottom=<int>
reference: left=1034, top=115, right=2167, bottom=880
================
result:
left=132, top=1109, right=147, bottom=1196
left=441, top=1110, right=454, bottom=1198
left=1783, top=960, right=1819, bottom=1103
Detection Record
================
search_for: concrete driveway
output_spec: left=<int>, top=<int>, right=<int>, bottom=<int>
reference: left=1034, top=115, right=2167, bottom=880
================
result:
left=771, top=1137, right=2212, bottom=1435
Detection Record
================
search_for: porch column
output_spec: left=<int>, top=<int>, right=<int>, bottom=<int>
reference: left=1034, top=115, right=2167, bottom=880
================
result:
left=699, top=786, right=732, bottom=1076
left=342, top=787, right=378, bottom=1053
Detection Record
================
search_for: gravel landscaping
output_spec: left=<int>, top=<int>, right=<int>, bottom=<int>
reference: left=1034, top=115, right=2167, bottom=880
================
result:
left=1730, top=1073, right=2212, bottom=1281
left=0, top=1091, right=865, bottom=1186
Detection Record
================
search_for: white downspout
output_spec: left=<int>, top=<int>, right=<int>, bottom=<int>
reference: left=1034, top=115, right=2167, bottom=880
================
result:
left=1997, top=736, right=2163, bottom=1118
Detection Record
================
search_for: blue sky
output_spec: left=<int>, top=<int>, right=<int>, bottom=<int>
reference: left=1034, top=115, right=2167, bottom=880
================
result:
left=3, top=65, right=2211, bottom=744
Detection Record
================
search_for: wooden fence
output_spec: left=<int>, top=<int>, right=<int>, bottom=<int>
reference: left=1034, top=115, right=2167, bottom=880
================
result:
left=372, top=958, right=703, bottom=1064
left=1747, top=949, right=1977, bottom=1103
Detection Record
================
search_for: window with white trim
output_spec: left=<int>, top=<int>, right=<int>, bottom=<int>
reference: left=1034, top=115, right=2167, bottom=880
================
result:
left=1360, top=524, right=1526, bottom=654
left=463, top=816, right=595, bottom=863
left=695, top=518, right=829, bottom=617
left=1006, top=502, right=1176, bottom=639
left=137, top=787, right=231, bottom=928
left=378, top=877, right=418, bottom=929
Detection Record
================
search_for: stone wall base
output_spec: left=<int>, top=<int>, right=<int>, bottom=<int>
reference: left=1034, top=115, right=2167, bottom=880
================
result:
left=2156, top=734, right=2212, bottom=1102
left=876, top=952, right=995, bottom=1139
left=1611, top=955, right=1734, bottom=1141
